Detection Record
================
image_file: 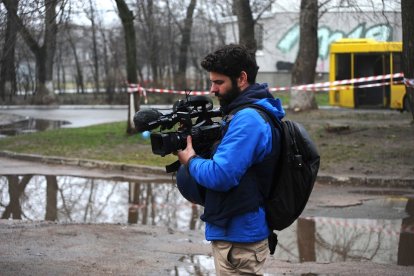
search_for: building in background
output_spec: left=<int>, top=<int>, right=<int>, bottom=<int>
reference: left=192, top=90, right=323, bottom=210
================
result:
left=222, top=0, right=402, bottom=88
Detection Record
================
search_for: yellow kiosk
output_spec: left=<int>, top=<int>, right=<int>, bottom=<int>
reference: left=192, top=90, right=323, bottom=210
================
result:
left=329, top=38, right=407, bottom=111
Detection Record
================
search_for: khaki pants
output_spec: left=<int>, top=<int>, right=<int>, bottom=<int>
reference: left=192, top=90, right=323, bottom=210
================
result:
left=211, top=239, right=268, bottom=275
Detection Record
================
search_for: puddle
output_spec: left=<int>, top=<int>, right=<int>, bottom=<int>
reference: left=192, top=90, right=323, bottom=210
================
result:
left=0, top=118, right=70, bottom=137
left=1, top=174, right=413, bottom=267
left=277, top=197, right=414, bottom=266
left=169, top=255, right=215, bottom=275
left=0, top=174, right=203, bottom=231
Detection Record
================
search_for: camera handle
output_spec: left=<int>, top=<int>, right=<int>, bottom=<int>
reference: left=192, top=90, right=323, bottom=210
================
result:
left=166, top=160, right=181, bottom=173
left=173, top=95, right=213, bottom=112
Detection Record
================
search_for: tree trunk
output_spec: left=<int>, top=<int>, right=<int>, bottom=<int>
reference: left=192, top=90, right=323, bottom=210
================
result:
left=45, top=176, right=58, bottom=221
left=0, top=0, right=19, bottom=103
left=175, top=0, right=197, bottom=90
left=67, top=32, right=85, bottom=94
left=233, top=0, right=256, bottom=53
left=1, top=175, right=32, bottom=219
left=115, top=0, right=140, bottom=134
left=401, top=0, right=414, bottom=121
left=38, top=0, right=58, bottom=104
left=99, top=28, right=113, bottom=101
left=88, top=0, right=100, bottom=94
left=147, top=0, right=159, bottom=86
left=290, top=0, right=318, bottom=112
left=2, top=0, right=58, bottom=105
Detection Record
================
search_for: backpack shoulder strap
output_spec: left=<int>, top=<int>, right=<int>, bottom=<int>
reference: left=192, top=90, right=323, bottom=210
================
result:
left=229, top=103, right=283, bottom=131
left=225, top=103, right=282, bottom=129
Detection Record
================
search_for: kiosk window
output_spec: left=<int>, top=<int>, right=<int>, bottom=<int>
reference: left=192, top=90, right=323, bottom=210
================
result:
left=393, top=53, right=402, bottom=73
left=336, top=54, right=351, bottom=80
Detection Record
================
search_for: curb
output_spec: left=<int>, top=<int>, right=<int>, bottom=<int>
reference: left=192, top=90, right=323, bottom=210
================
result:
left=316, top=173, right=414, bottom=188
left=1, top=150, right=414, bottom=188
left=0, top=150, right=166, bottom=176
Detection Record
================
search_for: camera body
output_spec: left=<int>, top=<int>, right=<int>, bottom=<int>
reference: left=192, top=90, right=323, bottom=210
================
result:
left=134, top=95, right=222, bottom=157
left=150, top=123, right=221, bottom=156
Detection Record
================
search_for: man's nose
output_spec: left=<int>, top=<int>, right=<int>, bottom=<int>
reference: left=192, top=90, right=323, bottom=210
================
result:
left=210, top=83, right=218, bottom=94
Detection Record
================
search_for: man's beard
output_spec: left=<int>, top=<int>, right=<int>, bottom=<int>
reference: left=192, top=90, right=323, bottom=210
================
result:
left=216, top=83, right=241, bottom=107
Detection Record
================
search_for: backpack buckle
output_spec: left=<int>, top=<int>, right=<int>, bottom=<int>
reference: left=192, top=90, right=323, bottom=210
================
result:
left=294, top=154, right=303, bottom=168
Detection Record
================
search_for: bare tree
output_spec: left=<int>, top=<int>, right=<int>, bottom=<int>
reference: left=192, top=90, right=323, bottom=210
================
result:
left=98, top=26, right=113, bottom=98
left=85, top=0, right=100, bottom=94
left=115, top=0, right=140, bottom=134
left=233, top=0, right=256, bottom=52
left=290, top=0, right=318, bottom=111
left=174, top=0, right=197, bottom=90
left=198, top=0, right=227, bottom=47
left=136, top=0, right=161, bottom=86
left=0, top=0, right=18, bottom=103
left=401, top=0, right=414, bottom=120
left=66, top=26, right=85, bottom=94
left=2, top=0, right=60, bottom=104
left=232, top=0, right=274, bottom=53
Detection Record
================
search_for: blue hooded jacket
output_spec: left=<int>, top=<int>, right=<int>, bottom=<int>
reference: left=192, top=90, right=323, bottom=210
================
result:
left=186, top=83, right=285, bottom=242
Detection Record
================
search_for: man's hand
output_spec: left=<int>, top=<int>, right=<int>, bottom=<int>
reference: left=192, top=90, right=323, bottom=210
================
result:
left=177, top=136, right=196, bottom=165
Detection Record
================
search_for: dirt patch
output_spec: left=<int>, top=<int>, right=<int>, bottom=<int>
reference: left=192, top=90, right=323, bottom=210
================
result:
left=0, top=220, right=210, bottom=276
left=286, top=109, right=414, bottom=178
left=2, top=219, right=414, bottom=276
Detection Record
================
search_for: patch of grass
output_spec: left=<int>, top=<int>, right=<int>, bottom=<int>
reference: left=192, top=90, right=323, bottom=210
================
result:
left=0, top=122, right=177, bottom=167
left=2, top=103, right=412, bottom=177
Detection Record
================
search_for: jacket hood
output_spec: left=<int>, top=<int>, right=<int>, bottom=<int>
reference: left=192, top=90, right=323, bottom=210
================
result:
left=223, top=83, right=285, bottom=121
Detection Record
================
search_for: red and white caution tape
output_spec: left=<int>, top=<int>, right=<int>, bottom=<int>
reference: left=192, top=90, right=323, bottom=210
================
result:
left=127, top=83, right=148, bottom=104
left=127, top=82, right=210, bottom=97
left=404, top=78, right=414, bottom=88
left=125, top=72, right=409, bottom=96
left=269, top=72, right=404, bottom=92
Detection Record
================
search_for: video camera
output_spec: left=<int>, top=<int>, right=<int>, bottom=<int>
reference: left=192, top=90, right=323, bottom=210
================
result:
left=133, top=95, right=222, bottom=172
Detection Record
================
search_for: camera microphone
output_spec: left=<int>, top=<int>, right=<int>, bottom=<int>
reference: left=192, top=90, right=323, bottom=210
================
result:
left=133, top=108, right=162, bottom=132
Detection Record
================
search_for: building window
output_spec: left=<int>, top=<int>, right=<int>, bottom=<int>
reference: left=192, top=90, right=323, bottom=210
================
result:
left=339, top=0, right=351, bottom=7
left=255, top=24, right=264, bottom=51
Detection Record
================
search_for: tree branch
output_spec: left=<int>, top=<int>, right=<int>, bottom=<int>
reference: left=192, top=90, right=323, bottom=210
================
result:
left=2, top=0, right=40, bottom=54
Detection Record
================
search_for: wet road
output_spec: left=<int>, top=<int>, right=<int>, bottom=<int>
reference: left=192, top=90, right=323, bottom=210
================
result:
left=0, top=105, right=171, bottom=128
left=1, top=105, right=392, bottom=129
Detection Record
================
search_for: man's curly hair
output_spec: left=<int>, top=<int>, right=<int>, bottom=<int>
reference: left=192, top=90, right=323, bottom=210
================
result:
left=200, top=44, right=259, bottom=84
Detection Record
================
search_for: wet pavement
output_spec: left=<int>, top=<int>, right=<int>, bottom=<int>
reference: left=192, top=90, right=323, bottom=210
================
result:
left=0, top=105, right=169, bottom=129
left=0, top=117, right=70, bottom=137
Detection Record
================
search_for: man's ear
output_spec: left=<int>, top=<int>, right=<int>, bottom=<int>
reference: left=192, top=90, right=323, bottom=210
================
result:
left=238, top=71, right=248, bottom=89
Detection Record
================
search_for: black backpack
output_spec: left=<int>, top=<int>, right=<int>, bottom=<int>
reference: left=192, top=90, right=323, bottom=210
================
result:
left=244, top=104, right=320, bottom=254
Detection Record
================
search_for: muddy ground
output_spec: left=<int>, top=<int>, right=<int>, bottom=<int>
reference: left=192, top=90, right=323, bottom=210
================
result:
left=1, top=107, right=414, bottom=275
left=286, top=108, right=414, bottom=179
